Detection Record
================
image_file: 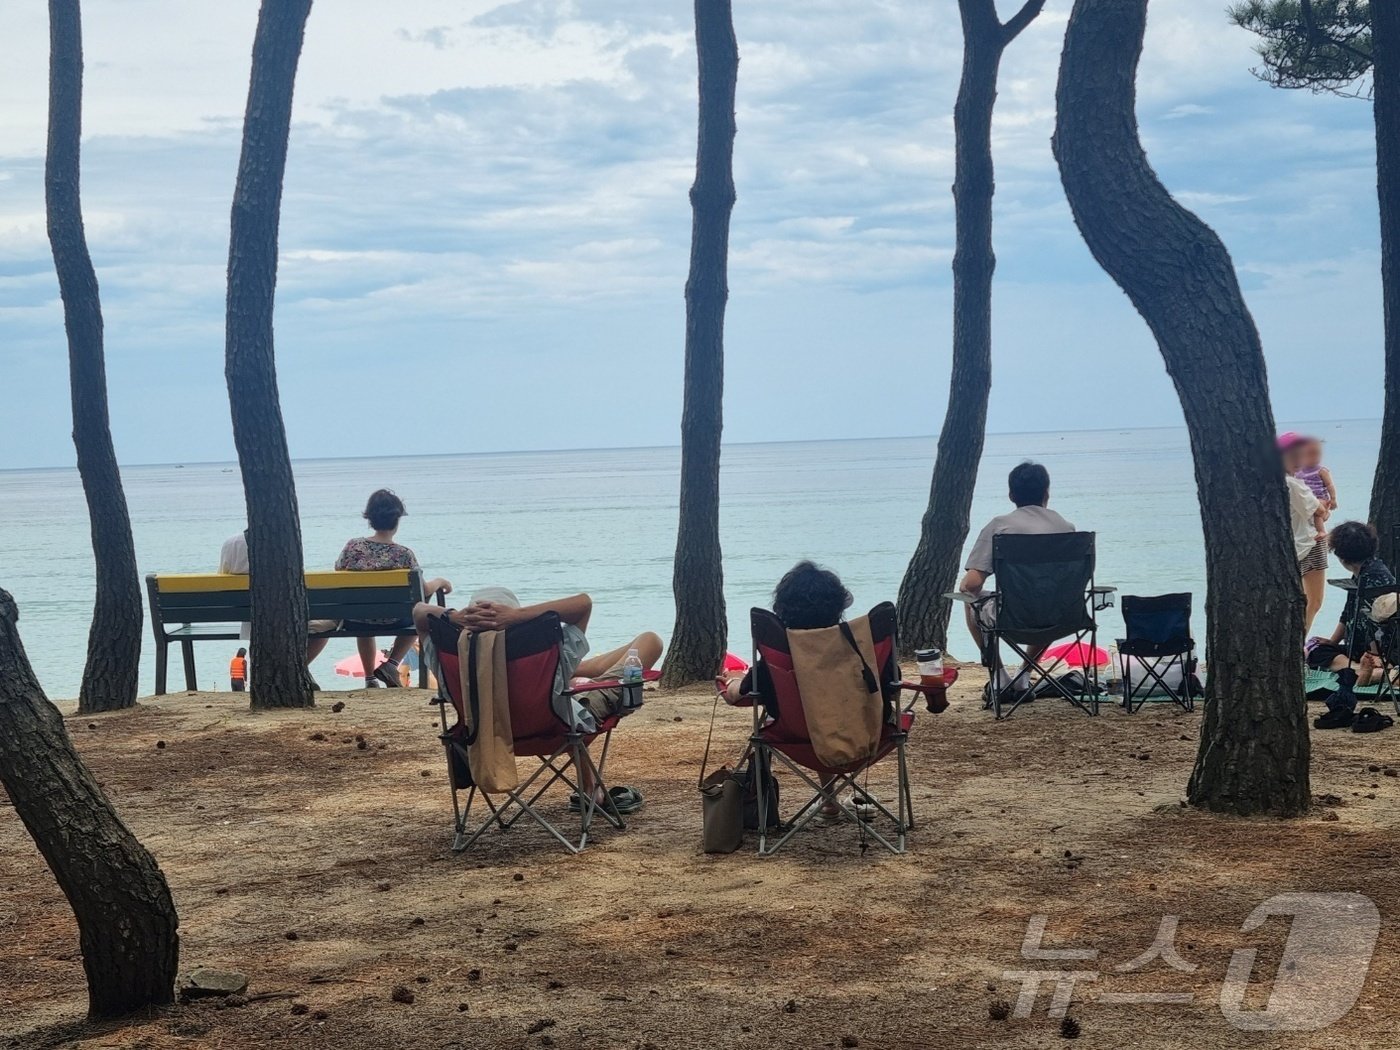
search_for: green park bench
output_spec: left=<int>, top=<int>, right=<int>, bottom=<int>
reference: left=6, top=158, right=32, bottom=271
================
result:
left=145, top=569, right=435, bottom=693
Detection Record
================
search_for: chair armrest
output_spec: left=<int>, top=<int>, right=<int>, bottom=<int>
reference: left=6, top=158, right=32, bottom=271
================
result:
left=564, top=670, right=661, bottom=696
left=719, top=690, right=762, bottom=709
left=943, top=591, right=977, bottom=605
left=434, top=588, right=447, bottom=607
left=898, top=667, right=960, bottom=694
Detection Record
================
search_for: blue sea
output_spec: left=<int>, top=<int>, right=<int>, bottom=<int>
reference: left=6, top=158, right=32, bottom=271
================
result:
left=0, top=422, right=1379, bottom=699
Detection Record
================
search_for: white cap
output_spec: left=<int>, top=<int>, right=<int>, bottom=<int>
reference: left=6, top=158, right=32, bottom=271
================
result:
left=469, top=586, right=520, bottom=609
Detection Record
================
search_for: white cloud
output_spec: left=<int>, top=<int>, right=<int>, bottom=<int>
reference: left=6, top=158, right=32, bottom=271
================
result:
left=0, top=0, right=1384, bottom=467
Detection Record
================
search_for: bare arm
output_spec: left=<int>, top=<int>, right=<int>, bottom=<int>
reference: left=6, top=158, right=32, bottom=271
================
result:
left=1320, top=467, right=1337, bottom=509
left=455, top=593, right=593, bottom=633
left=959, top=569, right=989, bottom=596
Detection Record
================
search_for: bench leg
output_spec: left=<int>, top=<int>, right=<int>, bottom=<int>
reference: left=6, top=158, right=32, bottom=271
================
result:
left=181, top=640, right=198, bottom=691
left=155, top=639, right=168, bottom=696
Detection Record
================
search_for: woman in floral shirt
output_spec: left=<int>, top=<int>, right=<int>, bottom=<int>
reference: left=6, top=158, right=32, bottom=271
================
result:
left=336, top=489, right=452, bottom=688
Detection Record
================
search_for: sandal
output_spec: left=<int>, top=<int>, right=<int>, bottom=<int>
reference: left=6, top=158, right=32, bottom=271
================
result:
left=569, top=785, right=645, bottom=815
left=1352, top=707, right=1394, bottom=734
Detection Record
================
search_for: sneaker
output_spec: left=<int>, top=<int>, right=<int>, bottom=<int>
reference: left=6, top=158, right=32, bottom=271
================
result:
left=1314, top=707, right=1356, bottom=730
left=372, top=662, right=402, bottom=688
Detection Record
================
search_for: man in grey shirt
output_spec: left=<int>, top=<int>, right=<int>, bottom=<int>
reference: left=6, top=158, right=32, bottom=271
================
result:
left=959, top=461, right=1075, bottom=660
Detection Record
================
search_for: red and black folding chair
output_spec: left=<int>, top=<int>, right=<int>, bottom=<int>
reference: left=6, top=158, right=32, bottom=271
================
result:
left=740, top=602, right=956, bottom=856
left=426, top=612, right=647, bottom=854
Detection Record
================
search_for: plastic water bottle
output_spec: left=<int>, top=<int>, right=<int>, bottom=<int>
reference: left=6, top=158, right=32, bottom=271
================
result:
left=621, top=648, right=645, bottom=709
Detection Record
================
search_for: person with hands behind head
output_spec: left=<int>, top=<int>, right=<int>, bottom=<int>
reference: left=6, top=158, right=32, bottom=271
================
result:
left=417, top=588, right=661, bottom=815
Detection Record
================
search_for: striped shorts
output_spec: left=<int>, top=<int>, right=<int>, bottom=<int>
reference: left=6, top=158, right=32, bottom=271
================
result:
left=1299, top=539, right=1329, bottom=575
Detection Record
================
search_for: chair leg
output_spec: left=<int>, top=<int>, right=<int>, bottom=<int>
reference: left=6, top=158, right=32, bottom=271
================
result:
left=181, top=639, right=197, bottom=691
left=155, top=638, right=169, bottom=696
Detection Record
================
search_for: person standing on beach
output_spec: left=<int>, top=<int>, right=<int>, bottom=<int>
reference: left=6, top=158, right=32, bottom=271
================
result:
left=336, top=490, right=452, bottom=688
left=229, top=648, right=248, bottom=691
left=958, top=461, right=1075, bottom=696
left=1279, top=434, right=1330, bottom=637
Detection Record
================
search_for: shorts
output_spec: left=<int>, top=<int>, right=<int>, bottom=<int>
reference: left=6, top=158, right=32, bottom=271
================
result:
left=308, top=619, right=342, bottom=635
left=557, top=623, right=632, bottom=720
left=231, top=679, right=246, bottom=692
left=1308, top=635, right=1371, bottom=669
left=341, top=616, right=412, bottom=633
left=1299, top=540, right=1328, bottom=576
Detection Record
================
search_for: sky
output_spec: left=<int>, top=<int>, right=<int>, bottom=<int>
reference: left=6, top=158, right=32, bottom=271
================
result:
left=0, top=0, right=1383, bottom=469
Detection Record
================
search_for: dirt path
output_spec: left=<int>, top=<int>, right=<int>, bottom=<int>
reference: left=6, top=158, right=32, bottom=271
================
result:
left=3, top=673, right=1399, bottom=1049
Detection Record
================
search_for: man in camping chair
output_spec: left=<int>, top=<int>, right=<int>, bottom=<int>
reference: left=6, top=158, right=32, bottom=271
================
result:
left=416, top=590, right=661, bottom=817
left=959, top=462, right=1073, bottom=690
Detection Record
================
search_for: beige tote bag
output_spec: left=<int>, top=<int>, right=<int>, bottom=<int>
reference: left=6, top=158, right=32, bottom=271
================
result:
left=459, top=629, right=519, bottom=793
left=787, top=615, right=884, bottom=768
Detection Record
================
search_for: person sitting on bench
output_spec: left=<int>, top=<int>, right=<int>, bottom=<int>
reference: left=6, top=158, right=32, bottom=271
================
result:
left=335, top=490, right=452, bottom=688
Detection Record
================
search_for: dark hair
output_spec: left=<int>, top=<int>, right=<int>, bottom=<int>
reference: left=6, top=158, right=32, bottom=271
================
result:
left=1008, top=461, right=1050, bottom=507
left=236, top=647, right=247, bottom=657
left=1329, top=521, right=1379, bottom=566
left=363, top=489, right=406, bottom=532
left=772, top=560, right=853, bottom=630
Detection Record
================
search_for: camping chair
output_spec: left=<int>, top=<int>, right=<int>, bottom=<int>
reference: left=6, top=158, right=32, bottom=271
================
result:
left=948, top=532, right=1111, bottom=719
left=426, top=612, right=646, bottom=854
left=1116, top=593, right=1197, bottom=713
left=739, top=602, right=956, bottom=856
left=1354, top=582, right=1400, bottom=717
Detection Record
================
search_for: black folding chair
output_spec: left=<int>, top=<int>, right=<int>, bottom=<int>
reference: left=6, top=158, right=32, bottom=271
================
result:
left=1116, top=593, right=1197, bottom=713
left=1355, top=582, right=1400, bottom=717
left=949, top=532, right=1110, bottom=719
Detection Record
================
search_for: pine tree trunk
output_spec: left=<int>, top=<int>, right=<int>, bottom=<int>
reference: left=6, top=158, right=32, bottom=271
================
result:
left=1054, top=0, right=1310, bottom=816
left=1370, top=1, right=1400, bottom=565
left=226, top=0, right=316, bottom=710
left=45, top=0, right=142, bottom=714
left=898, top=0, right=1043, bottom=657
left=0, top=589, right=179, bottom=1017
left=662, top=0, right=738, bottom=688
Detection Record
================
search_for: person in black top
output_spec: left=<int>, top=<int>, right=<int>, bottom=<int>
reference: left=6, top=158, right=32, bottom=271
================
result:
left=720, top=561, right=853, bottom=710
left=1309, top=521, right=1396, bottom=729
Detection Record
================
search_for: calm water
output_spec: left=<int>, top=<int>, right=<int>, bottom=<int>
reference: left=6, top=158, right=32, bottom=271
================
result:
left=0, top=423, right=1379, bottom=699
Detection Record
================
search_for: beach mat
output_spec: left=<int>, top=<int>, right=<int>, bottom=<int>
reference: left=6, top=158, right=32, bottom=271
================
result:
left=1305, top=667, right=1390, bottom=701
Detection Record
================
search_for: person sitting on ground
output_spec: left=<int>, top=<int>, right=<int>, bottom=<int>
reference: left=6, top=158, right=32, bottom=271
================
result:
left=336, top=490, right=452, bottom=688
left=958, top=461, right=1075, bottom=697
left=1308, top=521, right=1396, bottom=730
left=219, top=528, right=340, bottom=685
left=415, top=589, right=660, bottom=814
left=720, top=560, right=855, bottom=820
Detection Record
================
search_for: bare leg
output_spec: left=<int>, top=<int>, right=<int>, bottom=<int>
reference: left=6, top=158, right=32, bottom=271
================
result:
left=306, top=634, right=330, bottom=664
left=387, top=633, right=415, bottom=664
left=356, top=636, right=379, bottom=683
left=575, top=631, right=662, bottom=804
left=577, top=631, right=663, bottom=679
left=1302, top=569, right=1325, bottom=638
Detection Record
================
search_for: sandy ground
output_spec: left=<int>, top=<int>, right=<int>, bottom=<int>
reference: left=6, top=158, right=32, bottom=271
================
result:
left=3, top=670, right=1400, bottom=1049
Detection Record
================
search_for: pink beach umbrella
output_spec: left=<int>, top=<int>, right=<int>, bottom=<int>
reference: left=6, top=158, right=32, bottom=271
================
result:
left=335, top=653, right=386, bottom=679
left=1042, top=641, right=1110, bottom=667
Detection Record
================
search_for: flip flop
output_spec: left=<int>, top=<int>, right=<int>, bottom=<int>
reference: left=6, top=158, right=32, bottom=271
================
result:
left=1352, top=707, right=1394, bottom=734
left=569, top=785, right=645, bottom=814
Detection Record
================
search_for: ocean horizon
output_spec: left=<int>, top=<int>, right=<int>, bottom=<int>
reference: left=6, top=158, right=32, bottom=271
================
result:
left=2, top=420, right=1379, bottom=700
